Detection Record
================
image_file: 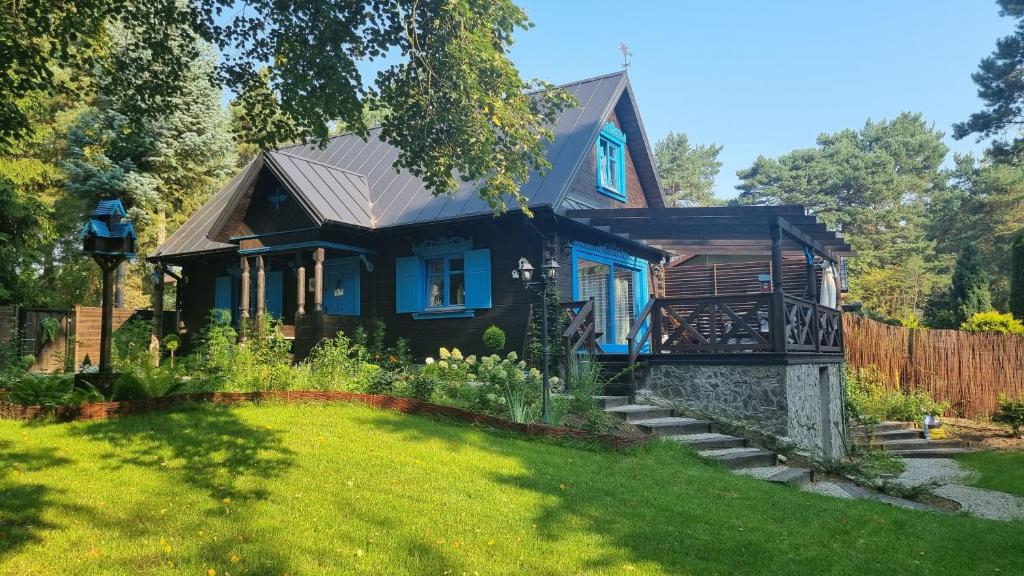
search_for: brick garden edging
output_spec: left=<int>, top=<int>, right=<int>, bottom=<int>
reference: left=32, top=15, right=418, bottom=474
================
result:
left=0, top=391, right=649, bottom=450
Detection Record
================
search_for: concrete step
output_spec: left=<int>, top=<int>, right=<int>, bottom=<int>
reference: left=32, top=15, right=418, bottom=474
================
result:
left=605, top=404, right=673, bottom=422
left=852, top=421, right=916, bottom=434
left=890, top=447, right=975, bottom=458
left=734, top=466, right=813, bottom=487
left=871, top=438, right=967, bottom=451
left=667, top=432, right=746, bottom=449
left=698, top=447, right=777, bottom=470
left=633, top=417, right=712, bottom=435
left=855, top=429, right=922, bottom=442
left=594, top=395, right=630, bottom=409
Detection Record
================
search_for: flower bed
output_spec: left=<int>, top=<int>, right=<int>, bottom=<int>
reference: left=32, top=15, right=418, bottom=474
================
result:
left=0, top=390, right=649, bottom=450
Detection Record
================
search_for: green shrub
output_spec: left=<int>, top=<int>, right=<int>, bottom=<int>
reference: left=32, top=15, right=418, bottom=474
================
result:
left=994, top=394, right=1024, bottom=437
left=161, top=334, right=181, bottom=368
left=846, top=365, right=949, bottom=424
left=305, top=331, right=374, bottom=391
left=367, top=369, right=401, bottom=395
left=113, top=317, right=152, bottom=370
left=563, top=352, right=613, bottom=431
left=482, top=325, right=505, bottom=353
left=475, top=351, right=542, bottom=423
left=112, top=364, right=186, bottom=401
left=960, top=311, right=1024, bottom=334
left=6, top=373, right=102, bottom=407
left=409, top=370, right=438, bottom=401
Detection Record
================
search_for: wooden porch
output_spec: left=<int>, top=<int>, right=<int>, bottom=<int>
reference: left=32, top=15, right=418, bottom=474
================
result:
left=560, top=205, right=853, bottom=394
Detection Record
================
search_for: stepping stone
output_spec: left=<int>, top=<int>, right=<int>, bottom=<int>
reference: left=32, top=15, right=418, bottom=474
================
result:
left=804, top=481, right=856, bottom=499
left=856, top=429, right=922, bottom=442
left=891, top=447, right=975, bottom=458
left=734, top=466, right=813, bottom=487
left=872, top=438, right=967, bottom=451
left=632, top=417, right=711, bottom=435
left=852, top=421, right=915, bottom=434
left=605, top=404, right=673, bottom=422
left=667, top=432, right=745, bottom=449
left=698, top=447, right=777, bottom=469
left=594, top=395, right=630, bottom=409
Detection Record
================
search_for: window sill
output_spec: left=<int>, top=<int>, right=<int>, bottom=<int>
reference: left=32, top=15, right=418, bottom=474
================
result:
left=412, top=308, right=475, bottom=320
left=597, top=185, right=627, bottom=202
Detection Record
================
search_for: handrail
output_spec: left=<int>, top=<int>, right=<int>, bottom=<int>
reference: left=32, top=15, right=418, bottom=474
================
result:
left=561, top=298, right=595, bottom=339
left=626, top=297, right=657, bottom=396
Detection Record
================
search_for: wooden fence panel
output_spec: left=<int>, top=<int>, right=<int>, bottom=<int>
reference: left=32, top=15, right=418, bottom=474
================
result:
left=843, top=314, right=1024, bottom=418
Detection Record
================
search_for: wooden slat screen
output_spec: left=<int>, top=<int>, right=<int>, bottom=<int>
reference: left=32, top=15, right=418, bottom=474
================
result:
left=843, top=314, right=1024, bottom=418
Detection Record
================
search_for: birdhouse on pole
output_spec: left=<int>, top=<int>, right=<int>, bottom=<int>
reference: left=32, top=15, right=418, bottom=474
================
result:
left=81, top=199, right=137, bottom=374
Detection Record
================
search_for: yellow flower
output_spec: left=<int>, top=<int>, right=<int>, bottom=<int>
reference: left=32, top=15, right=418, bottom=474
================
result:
left=229, top=553, right=240, bottom=564
left=208, top=569, right=217, bottom=576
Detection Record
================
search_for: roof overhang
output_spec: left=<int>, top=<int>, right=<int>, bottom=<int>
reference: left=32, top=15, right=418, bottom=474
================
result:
left=565, top=205, right=854, bottom=261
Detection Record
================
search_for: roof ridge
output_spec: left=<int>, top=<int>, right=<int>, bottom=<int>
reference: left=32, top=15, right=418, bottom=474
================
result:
left=270, top=149, right=369, bottom=182
left=278, top=72, right=627, bottom=148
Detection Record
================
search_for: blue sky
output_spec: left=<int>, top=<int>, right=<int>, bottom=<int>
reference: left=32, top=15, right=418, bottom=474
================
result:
left=507, top=1, right=1015, bottom=198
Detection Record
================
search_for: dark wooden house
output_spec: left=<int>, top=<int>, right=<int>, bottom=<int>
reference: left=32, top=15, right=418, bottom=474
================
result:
left=151, top=71, right=854, bottom=456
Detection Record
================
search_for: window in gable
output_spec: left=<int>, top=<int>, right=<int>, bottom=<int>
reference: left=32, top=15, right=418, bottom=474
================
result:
left=596, top=122, right=627, bottom=201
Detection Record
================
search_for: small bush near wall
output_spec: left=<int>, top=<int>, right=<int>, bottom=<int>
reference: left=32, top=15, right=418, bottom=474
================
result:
left=846, top=365, right=949, bottom=424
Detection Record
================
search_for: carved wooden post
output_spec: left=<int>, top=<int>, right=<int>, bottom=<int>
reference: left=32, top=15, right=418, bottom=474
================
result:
left=150, top=264, right=164, bottom=366
left=240, top=256, right=250, bottom=341
left=255, top=255, right=266, bottom=337
left=313, top=248, right=324, bottom=313
left=770, top=222, right=787, bottom=353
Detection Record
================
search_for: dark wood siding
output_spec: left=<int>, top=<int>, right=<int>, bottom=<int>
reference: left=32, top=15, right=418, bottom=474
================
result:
left=561, top=109, right=648, bottom=211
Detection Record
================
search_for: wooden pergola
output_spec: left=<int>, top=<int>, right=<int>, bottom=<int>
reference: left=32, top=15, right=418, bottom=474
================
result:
left=565, top=205, right=853, bottom=260
left=560, top=205, right=854, bottom=393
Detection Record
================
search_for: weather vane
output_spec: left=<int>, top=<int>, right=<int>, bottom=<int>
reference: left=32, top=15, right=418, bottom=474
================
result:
left=619, top=42, right=632, bottom=69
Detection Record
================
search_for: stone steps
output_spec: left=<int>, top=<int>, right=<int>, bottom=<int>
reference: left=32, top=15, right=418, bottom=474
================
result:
left=605, top=404, right=673, bottom=422
left=599, top=396, right=811, bottom=486
left=852, top=420, right=972, bottom=458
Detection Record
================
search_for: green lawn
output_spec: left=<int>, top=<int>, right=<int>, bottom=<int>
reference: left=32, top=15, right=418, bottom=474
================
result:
left=956, top=450, right=1024, bottom=498
left=0, top=403, right=1019, bottom=576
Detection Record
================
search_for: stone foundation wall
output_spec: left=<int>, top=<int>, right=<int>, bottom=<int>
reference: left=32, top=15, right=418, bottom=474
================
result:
left=639, top=360, right=846, bottom=459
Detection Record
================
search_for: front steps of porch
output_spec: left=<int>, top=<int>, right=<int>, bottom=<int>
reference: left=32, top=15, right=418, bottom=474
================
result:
left=597, top=396, right=813, bottom=486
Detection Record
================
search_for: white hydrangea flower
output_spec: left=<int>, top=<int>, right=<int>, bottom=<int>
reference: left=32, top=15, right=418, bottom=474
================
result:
left=439, top=347, right=451, bottom=360
left=425, top=357, right=435, bottom=365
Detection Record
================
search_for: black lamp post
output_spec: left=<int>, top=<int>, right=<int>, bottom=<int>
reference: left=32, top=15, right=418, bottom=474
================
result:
left=514, top=255, right=559, bottom=424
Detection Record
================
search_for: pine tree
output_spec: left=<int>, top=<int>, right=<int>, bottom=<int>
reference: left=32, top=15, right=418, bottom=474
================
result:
left=950, top=246, right=992, bottom=326
left=62, top=30, right=235, bottom=307
left=1011, top=228, right=1024, bottom=320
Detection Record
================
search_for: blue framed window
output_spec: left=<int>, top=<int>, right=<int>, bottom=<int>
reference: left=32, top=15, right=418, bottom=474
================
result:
left=596, top=122, right=627, bottom=201
left=425, top=255, right=466, bottom=308
left=570, top=242, right=649, bottom=353
left=396, top=238, right=491, bottom=319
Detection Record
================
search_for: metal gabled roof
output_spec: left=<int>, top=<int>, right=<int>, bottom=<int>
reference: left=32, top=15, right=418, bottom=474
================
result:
left=154, top=71, right=660, bottom=259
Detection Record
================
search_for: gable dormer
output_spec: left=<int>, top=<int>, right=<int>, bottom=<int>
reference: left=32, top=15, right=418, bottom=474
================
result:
left=557, top=73, right=666, bottom=212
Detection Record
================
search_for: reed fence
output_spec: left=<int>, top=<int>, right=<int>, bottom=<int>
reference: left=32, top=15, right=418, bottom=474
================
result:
left=843, top=314, right=1024, bottom=418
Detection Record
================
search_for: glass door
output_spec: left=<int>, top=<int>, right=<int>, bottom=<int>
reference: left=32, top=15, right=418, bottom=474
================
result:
left=572, top=245, right=649, bottom=353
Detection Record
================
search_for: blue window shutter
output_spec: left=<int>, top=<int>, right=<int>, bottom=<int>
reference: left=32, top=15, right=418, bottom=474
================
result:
left=463, top=249, right=492, bottom=309
left=396, top=256, right=423, bottom=313
left=265, top=270, right=284, bottom=318
left=215, top=276, right=232, bottom=312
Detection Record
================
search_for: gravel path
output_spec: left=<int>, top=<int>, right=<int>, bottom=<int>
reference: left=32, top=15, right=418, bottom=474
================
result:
left=896, top=457, right=1024, bottom=521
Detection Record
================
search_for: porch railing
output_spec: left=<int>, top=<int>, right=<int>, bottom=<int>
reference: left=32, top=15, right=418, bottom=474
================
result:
left=560, top=291, right=844, bottom=396
left=561, top=298, right=599, bottom=359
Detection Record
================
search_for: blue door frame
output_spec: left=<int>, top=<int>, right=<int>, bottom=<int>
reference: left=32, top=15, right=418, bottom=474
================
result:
left=570, top=242, right=650, bottom=353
